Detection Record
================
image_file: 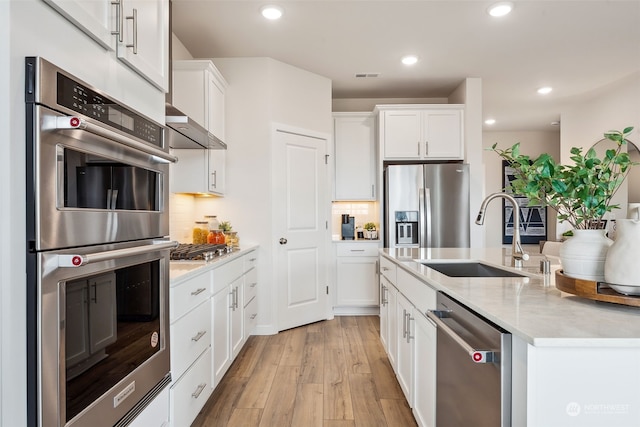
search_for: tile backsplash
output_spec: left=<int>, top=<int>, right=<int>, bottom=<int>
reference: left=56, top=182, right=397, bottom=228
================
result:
left=332, top=201, right=380, bottom=239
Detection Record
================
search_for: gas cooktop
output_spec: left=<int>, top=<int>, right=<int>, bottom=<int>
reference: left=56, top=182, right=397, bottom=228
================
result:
left=170, top=243, right=230, bottom=261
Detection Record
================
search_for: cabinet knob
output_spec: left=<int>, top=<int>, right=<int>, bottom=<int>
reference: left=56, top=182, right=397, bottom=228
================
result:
left=279, top=238, right=288, bottom=245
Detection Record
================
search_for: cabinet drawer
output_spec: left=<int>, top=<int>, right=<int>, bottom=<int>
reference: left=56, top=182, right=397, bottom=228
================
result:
left=244, top=296, right=258, bottom=336
left=243, top=268, right=258, bottom=306
left=336, top=242, right=380, bottom=257
left=243, top=252, right=258, bottom=272
left=396, top=268, right=436, bottom=314
left=170, top=299, right=211, bottom=380
left=379, top=255, right=397, bottom=283
left=170, top=347, right=213, bottom=427
left=212, top=258, right=243, bottom=293
left=170, top=270, right=211, bottom=322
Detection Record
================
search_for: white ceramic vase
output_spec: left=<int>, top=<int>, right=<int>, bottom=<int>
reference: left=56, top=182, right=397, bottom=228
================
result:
left=604, top=219, right=640, bottom=295
left=559, top=229, right=613, bottom=282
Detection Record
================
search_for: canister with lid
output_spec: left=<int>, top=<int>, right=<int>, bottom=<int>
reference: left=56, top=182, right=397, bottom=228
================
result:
left=193, top=221, right=209, bottom=244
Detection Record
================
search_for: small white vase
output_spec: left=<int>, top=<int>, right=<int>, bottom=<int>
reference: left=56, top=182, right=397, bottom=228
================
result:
left=559, top=229, right=612, bottom=282
left=604, top=219, right=640, bottom=295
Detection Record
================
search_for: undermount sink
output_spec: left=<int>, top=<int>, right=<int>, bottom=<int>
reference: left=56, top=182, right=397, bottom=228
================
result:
left=421, top=261, right=526, bottom=278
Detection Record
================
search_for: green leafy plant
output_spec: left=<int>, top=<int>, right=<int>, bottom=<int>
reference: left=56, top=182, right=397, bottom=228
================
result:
left=363, top=222, right=377, bottom=231
left=218, top=221, right=232, bottom=232
left=490, top=127, right=636, bottom=230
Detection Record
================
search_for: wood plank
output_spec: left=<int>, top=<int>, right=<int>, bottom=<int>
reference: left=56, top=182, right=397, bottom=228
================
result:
left=236, top=344, right=284, bottom=408
left=191, top=376, right=248, bottom=427
left=280, top=325, right=307, bottom=366
left=339, top=316, right=358, bottom=328
left=291, top=383, right=324, bottom=427
left=324, top=346, right=354, bottom=421
left=227, top=408, right=262, bottom=427
left=364, top=338, right=404, bottom=400
left=258, top=366, right=299, bottom=427
left=342, top=327, right=371, bottom=374
left=356, top=315, right=381, bottom=343
left=324, top=421, right=356, bottom=427
left=299, top=331, right=324, bottom=384
left=380, top=398, right=419, bottom=427
left=349, top=373, right=387, bottom=427
left=228, top=335, right=269, bottom=378
left=324, top=318, right=344, bottom=349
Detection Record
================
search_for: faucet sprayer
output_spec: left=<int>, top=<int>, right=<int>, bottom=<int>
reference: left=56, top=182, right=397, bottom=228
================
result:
left=477, top=192, right=529, bottom=267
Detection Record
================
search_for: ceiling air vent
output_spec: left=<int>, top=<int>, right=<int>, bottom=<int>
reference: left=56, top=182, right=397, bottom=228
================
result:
left=355, top=73, right=380, bottom=78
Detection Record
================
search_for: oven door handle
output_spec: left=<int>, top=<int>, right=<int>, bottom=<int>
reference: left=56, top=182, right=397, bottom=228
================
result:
left=58, top=240, right=179, bottom=267
left=426, top=310, right=497, bottom=364
left=54, top=116, right=178, bottom=163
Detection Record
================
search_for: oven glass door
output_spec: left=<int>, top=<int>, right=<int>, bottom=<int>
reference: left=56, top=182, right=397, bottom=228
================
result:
left=39, top=240, right=172, bottom=427
left=31, top=105, right=170, bottom=251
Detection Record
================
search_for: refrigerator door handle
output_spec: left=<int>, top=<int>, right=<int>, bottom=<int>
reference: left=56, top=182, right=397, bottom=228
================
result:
left=425, top=187, right=432, bottom=247
left=419, top=188, right=428, bottom=247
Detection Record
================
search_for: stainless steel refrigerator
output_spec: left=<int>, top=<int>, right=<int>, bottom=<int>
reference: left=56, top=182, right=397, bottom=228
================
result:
left=384, top=163, right=470, bottom=248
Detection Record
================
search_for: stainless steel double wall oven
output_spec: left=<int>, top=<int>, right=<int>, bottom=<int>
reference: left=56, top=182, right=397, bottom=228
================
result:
left=25, top=57, right=177, bottom=427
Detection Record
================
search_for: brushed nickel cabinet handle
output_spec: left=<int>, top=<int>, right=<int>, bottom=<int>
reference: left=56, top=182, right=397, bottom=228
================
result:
left=192, top=383, right=207, bottom=399
left=191, top=330, right=206, bottom=342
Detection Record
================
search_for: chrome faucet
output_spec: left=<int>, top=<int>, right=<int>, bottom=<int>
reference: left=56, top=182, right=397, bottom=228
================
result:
left=476, top=192, right=529, bottom=267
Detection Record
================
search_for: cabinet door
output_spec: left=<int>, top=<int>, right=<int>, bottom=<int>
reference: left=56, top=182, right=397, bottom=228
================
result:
left=207, top=69, right=226, bottom=142
left=65, top=280, right=90, bottom=367
left=208, top=149, right=225, bottom=195
left=88, top=272, right=117, bottom=353
left=336, top=256, right=379, bottom=306
left=423, top=110, right=463, bottom=159
left=396, top=293, right=414, bottom=404
left=42, top=0, right=115, bottom=50
left=333, top=114, right=376, bottom=200
left=212, top=286, right=232, bottom=385
left=230, top=279, right=244, bottom=358
left=382, top=110, right=422, bottom=159
left=170, top=149, right=208, bottom=194
left=413, top=311, right=437, bottom=427
left=117, top=0, right=169, bottom=91
left=386, top=282, right=398, bottom=369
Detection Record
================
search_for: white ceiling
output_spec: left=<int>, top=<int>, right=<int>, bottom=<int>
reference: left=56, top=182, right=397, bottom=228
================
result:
left=171, top=0, right=640, bottom=131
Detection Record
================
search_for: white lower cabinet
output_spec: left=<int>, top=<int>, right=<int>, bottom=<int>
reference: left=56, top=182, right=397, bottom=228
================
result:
left=413, top=311, right=437, bottom=427
left=212, top=282, right=232, bottom=385
left=170, top=347, right=212, bottom=427
left=379, top=255, right=437, bottom=426
left=334, top=241, right=381, bottom=314
left=129, top=386, right=169, bottom=427
left=379, top=276, right=398, bottom=369
left=396, top=292, right=414, bottom=403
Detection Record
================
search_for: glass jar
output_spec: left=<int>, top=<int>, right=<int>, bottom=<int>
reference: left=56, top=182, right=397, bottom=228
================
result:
left=225, top=231, right=239, bottom=248
left=193, top=221, right=208, bottom=244
left=205, top=215, right=220, bottom=231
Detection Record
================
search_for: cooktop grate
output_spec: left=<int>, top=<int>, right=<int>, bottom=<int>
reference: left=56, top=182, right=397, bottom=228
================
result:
left=170, top=243, right=228, bottom=260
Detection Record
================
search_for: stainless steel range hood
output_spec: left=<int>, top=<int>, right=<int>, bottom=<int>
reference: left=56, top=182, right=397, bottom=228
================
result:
left=165, top=104, right=227, bottom=149
left=165, top=0, right=226, bottom=150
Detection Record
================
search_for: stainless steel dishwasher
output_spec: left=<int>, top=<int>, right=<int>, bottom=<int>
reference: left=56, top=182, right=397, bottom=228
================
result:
left=427, top=292, right=511, bottom=427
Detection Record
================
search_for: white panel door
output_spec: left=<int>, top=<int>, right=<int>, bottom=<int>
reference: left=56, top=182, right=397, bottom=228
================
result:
left=274, top=127, right=329, bottom=331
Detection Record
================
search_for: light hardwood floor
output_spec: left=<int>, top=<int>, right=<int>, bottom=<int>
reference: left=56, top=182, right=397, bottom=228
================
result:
left=191, top=316, right=418, bottom=427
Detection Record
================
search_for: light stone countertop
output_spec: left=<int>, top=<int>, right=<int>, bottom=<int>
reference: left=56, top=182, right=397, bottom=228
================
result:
left=169, top=245, right=258, bottom=283
left=381, top=247, right=640, bottom=347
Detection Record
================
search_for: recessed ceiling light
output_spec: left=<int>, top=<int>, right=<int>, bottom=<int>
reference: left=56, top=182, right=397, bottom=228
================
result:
left=537, top=86, right=553, bottom=95
left=261, top=5, right=283, bottom=20
left=485, top=119, right=496, bottom=125
left=401, top=55, right=418, bottom=66
left=487, top=2, right=514, bottom=17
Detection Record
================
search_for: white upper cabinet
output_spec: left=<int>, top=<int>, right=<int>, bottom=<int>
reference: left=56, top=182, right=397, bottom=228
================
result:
left=116, top=0, right=169, bottom=91
left=173, top=60, right=228, bottom=143
left=377, top=105, right=464, bottom=160
left=333, top=113, right=377, bottom=200
left=42, top=0, right=169, bottom=91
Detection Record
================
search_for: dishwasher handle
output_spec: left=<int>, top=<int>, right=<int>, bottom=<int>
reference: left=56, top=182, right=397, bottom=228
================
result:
left=427, top=310, right=497, bottom=364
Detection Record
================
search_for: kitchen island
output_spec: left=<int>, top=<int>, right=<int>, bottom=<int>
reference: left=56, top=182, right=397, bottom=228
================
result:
left=381, top=247, right=640, bottom=427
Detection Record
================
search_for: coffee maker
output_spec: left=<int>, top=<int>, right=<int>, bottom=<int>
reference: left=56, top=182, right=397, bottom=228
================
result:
left=341, top=214, right=355, bottom=240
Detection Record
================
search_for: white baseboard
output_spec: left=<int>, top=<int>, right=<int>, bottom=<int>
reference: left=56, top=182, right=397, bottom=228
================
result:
left=332, top=306, right=380, bottom=316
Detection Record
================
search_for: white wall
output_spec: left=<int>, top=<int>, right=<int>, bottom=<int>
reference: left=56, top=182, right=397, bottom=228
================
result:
left=482, top=131, right=560, bottom=246
left=560, top=72, right=640, bottom=226
left=190, top=57, right=332, bottom=334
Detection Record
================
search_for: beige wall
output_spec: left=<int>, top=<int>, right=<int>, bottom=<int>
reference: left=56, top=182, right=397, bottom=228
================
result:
left=482, top=131, right=560, bottom=246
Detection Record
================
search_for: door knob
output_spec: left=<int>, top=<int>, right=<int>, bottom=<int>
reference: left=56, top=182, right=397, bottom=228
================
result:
left=279, top=238, right=288, bottom=245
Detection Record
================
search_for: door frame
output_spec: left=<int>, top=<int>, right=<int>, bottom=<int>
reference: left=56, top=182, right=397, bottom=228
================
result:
left=270, top=122, right=333, bottom=332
